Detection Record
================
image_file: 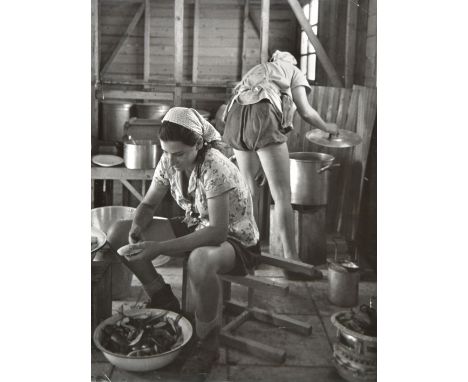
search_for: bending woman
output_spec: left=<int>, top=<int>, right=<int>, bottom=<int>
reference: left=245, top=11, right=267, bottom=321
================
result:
left=107, top=107, right=259, bottom=376
left=223, top=50, right=337, bottom=278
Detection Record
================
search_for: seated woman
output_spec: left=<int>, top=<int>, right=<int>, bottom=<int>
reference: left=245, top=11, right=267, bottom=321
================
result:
left=107, top=107, right=260, bottom=376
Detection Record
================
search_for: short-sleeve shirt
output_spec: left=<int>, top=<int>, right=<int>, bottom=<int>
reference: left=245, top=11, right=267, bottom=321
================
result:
left=153, top=148, right=259, bottom=247
left=224, top=60, right=311, bottom=129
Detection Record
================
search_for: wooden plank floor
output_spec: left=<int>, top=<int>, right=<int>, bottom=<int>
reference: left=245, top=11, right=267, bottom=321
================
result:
left=91, top=254, right=377, bottom=382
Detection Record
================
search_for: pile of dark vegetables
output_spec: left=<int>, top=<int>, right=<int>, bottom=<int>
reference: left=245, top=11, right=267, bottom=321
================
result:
left=100, top=311, right=184, bottom=357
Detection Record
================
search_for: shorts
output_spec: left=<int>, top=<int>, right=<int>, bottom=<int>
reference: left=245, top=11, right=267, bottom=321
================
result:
left=169, top=216, right=260, bottom=276
left=223, top=99, right=288, bottom=151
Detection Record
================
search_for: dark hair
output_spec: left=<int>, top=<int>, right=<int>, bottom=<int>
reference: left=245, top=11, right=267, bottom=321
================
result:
left=159, top=121, right=201, bottom=146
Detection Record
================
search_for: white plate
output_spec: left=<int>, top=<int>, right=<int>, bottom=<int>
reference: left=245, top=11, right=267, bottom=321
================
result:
left=92, top=154, right=124, bottom=167
left=117, top=244, right=170, bottom=268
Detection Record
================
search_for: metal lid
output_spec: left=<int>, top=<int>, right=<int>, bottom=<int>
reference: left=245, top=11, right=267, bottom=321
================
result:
left=306, top=128, right=362, bottom=148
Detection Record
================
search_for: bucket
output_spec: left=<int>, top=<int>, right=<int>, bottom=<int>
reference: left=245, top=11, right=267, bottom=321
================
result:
left=328, top=261, right=360, bottom=307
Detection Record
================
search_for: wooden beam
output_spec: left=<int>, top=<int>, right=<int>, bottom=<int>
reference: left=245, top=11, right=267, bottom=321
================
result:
left=101, top=2, right=145, bottom=75
left=220, top=332, right=286, bottom=363
left=191, top=0, right=200, bottom=107
left=287, top=0, right=342, bottom=87
left=241, top=0, right=250, bottom=75
left=327, top=0, right=338, bottom=65
left=219, top=274, right=289, bottom=296
left=143, top=0, right=151, bottom=83
left=120, top=179, right=144, bottom=202
left=96, top=88, right=226, bottom=102
left=174, top=0, right=184, bottom=106
left=96, top=89, right=174, bottom=102
left=91, top=0, right=100, bottom=138
left=224, top=301, right=312, bottom=336
left=91, top=167, right=155, bottom=180
left=344, top=0, right=358, bottom=88
left=260, top=0, right=270, bottom=63
left=257, top=253, right=317, bottom=275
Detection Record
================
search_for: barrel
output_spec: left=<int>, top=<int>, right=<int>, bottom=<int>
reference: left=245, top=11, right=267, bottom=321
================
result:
left=100, top=101, right=133, bottom=142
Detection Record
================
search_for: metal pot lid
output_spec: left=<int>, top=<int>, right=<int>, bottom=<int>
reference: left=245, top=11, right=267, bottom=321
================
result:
left=306, top=128, right=362, bottom=148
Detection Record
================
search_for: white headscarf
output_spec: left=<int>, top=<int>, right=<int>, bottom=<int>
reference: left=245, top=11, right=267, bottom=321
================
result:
left=270, top=50, right=297, bottom=65
left=162, top=107, right=221, bottom=143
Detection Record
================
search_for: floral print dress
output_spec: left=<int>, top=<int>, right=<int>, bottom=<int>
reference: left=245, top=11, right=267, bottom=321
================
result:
left=153, top=148, right=259, bottom=247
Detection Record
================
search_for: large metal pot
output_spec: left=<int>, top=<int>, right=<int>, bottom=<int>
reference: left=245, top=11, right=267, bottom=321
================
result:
left=101, top=101, right=133, bottom=142
left=289, top=152, right=339, bottom=206
left=134, top=103, right=171, bottom=120
left=124, top=138, right=161, bottom=169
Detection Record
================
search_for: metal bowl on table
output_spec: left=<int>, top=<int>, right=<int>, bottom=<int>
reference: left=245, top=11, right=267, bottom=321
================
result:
left=93, top=309, right=193, bottom=372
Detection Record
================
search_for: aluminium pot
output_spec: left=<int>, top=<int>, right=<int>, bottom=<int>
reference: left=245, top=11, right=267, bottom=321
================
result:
left=100, top=100, right=133, bottom=142
left=134, top=103, right=171, bottom=121
left=289, top=152, right=339, bottom=206
left=123, top=138, right=161, bottom=169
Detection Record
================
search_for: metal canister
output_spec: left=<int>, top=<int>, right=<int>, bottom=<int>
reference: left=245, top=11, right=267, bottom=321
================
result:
left=100, top=101, right=133, bottom=142
left=328, top=261, right=360, bottom=307
left=134, top=103, right=171, bottom=120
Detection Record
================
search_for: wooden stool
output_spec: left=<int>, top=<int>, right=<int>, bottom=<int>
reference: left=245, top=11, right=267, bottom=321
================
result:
left=218, top=254, right=317, bottom=363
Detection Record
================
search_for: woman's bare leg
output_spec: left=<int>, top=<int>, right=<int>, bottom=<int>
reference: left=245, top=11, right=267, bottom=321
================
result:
left=187, top=242, right=236, bottom=322
left=232, top=149, right=262, bottom=224
left=256, top=142, right=297, bottom=260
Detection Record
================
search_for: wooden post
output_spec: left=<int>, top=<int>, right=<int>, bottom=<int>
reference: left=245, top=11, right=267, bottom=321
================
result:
left=260, top=0, right=270, bottom=63
left=287, top=0, right=342, bottom=87
left=91, top=0, right=100, bottom=139
left=174, top=0, right=184, bottom=106
left=344, top=0, right=358, bottom=88
left=191, top=0, right=200, bottom=108
left=328, top=0, right=338, bottom=67
left=100, top=2, right=145, bottom=76
left=144, top=0, right=151, bottom=85
left=241, top=0, right=250, bottom=75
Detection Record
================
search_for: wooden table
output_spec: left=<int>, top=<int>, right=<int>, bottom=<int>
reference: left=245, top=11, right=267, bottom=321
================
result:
left=91, top=166, right=154, bottom=203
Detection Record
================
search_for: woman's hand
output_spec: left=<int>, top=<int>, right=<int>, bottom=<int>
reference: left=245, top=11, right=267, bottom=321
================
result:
left=128, top=224, right=143, bottom=244
left=325, top=122, right=339, bottom=135
left=118, top=241, right=161, bottom=262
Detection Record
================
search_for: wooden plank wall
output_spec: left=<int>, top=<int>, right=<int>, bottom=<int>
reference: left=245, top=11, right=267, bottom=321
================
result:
left=99, top=0, right=299, bottom=114
left=315, top=0, right=376, bottom=88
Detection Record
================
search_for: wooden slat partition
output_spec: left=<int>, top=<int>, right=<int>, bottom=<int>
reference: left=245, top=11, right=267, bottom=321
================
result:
left=101, top=2, right=145, bottom=75
left=174, top=0, right=184, bottom=106
left=287, top=85, right=377, bottom=240
left=91, top=0, right=100, bottom=138
left=259, top=0, right=270, bottom=63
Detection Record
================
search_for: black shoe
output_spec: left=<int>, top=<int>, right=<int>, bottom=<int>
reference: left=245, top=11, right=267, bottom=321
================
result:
left=284, top=269, right=323, bottom=281
left=180, top=329, right=220, bottom=380
left=147, top=284, right=181, bottom=313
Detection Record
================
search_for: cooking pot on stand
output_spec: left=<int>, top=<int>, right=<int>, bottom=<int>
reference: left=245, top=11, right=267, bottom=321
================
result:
left=289, top=152, right=340, bottom=206
left=123, top=137, right=161, bottom=169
